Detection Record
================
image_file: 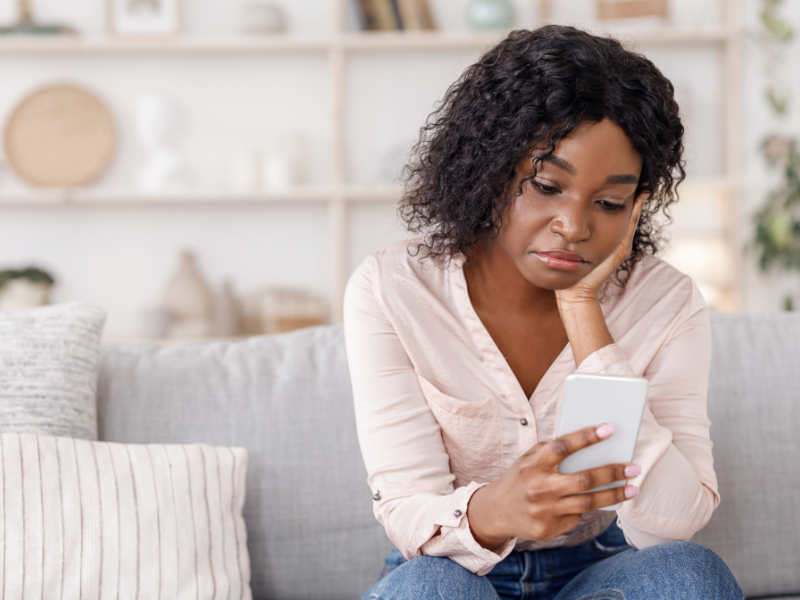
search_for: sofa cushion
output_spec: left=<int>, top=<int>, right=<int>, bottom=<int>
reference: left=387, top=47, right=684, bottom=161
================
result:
left=691, top=313, right=800, bottom=598
left=97, top=325, right=392, bottom=600
left=0, top=432, right=250, bottom=599
left=0, top=301, right=106, bottom=439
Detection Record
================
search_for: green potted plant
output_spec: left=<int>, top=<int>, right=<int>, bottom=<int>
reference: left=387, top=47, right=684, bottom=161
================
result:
left=752, top=0, right=800, bottom=310
left=0, top=267, right=55, bottom=311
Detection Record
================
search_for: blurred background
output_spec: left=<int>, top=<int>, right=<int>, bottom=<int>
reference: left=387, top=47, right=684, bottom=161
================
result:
left=0, top=0, right=797, bottom=342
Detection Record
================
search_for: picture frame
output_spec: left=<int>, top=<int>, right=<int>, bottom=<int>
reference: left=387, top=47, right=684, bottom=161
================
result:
left=106, top=0, right=182, bottom=37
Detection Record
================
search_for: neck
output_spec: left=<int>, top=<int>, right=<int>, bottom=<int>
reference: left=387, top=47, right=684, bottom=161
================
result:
left=464, top=236, right=558, bottom=315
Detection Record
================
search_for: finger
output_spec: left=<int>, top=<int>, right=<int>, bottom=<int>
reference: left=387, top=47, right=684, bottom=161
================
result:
left=630, top=192, right=646, bottom=224
left=595, top=194, right=646, bottom=274
left=609, top=194, right=646, bottom=266
left=622, top=193, right=646, bottom=244
left=543, top=424, right=615, bottom=468
left=556, top=484, right=639, bottom=515
left=559, top=463, right=640, bottom=496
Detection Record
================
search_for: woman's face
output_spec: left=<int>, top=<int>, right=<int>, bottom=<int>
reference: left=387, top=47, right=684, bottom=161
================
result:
left=495, top=118, right=644, bottom=291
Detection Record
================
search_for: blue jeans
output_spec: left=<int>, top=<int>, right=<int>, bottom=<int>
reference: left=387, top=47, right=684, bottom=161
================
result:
left=360, top=521, right=744, bottom=600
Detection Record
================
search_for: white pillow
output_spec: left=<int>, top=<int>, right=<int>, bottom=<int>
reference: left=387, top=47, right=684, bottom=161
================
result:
left=0, top=301, right=106, bottom=439
left=0, top=433, right=252, bottom=600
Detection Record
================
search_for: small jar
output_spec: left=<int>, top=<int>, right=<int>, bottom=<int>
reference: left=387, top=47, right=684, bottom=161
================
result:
left=467, top=0, right=514, bottom=31
left=241, top=3, right=286, bottom=34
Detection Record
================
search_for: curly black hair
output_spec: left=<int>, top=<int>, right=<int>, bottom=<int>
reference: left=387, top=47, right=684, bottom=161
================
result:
left=399, top=25, right=685, bottom=286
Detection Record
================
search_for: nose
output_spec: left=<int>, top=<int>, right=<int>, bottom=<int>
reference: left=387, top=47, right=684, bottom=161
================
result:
left=550, top=200, right=591, bottom=243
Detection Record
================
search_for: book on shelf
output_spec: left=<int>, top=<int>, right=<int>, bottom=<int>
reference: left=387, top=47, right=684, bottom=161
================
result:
left=397, top=0, right=436, bottom=30
left=354, top=0, right=398, bottom=30
left=596, top=0, right=667, bottom=19
left=354, top=0, right=436, bottom=31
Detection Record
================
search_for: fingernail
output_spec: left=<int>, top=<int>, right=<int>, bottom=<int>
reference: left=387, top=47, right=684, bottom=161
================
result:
left=596, top=424, right=615, bottom=439
left=624, top=465, right=641, bottom=478
left=624, top=486, right=639, bottom=499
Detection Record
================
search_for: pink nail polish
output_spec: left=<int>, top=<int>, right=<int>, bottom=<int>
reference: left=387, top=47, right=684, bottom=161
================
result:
left=596, top=424, right=615, bottom=439
left=624, top=465, right=641, bottom=478
left=624, top=486, right=639, bottom=499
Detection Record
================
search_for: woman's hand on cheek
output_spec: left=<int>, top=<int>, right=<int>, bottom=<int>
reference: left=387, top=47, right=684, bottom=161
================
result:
left=555, top=192, right=647, bottom=311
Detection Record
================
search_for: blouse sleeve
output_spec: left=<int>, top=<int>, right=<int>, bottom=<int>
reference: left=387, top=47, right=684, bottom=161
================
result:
left=575, top=296, right=719, bottom=548
left=343, top=256, right=516, bottom=575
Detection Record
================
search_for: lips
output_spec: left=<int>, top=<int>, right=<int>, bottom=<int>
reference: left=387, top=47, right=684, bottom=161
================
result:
left=533, top=250, right=586, bottom=272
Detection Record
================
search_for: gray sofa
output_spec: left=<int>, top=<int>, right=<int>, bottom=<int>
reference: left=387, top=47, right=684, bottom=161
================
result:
left=96, top=313, right=800, bottom=600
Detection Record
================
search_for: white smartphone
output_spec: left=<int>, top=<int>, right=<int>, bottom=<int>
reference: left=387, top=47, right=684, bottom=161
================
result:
left=555, top=373, right=648, bottom=511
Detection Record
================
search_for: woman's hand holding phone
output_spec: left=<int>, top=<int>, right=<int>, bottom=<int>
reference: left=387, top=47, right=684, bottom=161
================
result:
left=466, top=423, right=640, bottom=551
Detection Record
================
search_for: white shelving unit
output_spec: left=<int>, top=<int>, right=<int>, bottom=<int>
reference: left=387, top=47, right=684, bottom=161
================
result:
left=0, top=0, right=745, bottom=323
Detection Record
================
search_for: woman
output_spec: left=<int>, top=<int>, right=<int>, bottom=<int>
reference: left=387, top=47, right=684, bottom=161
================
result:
left=343, top=25, right=743, bottom=600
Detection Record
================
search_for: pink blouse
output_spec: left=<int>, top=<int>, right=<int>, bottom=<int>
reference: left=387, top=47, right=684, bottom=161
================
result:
left=343, top=237, right=719, bottom=576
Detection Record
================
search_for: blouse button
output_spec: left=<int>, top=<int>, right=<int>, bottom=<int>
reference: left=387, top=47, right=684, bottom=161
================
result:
left=520, top=418, right=528, bottom=426
left=372, top=491, right=381, bottom=501
left=454, top=509, right=462, bottom=518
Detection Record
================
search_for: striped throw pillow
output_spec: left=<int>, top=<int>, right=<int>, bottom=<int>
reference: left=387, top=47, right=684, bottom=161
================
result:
left=0, top=301, right=106, bottom=440
left=0, top=433, right=252, bottom=599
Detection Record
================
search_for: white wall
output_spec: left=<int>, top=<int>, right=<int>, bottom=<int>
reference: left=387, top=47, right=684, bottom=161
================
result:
left=0, top=0, right=794, bottom=337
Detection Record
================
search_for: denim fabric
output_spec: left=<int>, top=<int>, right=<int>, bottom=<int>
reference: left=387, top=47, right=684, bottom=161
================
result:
left=360, top=521, right=744, bottom=600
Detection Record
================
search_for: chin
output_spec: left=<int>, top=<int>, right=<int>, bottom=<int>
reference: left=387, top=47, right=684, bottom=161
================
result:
left=524, top=267, right=582, bottom=291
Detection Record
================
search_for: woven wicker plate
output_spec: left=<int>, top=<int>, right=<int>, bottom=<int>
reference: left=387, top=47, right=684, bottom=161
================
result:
left=4, top=84, right=116, bottom=187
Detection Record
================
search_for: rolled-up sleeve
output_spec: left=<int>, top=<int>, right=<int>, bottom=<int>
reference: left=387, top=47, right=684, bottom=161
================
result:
left=575, top=302, right=719, bottom=548
left=343, top=256, right=516, bottom=575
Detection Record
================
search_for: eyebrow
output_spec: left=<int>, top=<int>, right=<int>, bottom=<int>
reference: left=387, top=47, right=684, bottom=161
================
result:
left=541, top=155, right=639, bottom=185
left=543, top=155, right=576, bottom=175
left=604, top=174, right=640, bottom=185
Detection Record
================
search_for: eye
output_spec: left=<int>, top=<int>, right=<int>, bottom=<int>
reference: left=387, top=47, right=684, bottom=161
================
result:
left=598, top=200, right=626, bottom=213
left=531, top=180, right=560, bottom=195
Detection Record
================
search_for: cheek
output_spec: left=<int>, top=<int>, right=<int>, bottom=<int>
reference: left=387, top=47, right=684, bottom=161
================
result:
left=592, top=215, right=630, bottom=259
left=503, top=199, right=549, bottom=241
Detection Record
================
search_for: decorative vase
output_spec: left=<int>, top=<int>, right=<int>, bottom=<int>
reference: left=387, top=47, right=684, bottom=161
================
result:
left=134, top=94, right=189, bottom=193
left=262, top=131, right=307, bottom=190
left=241, top=2, right=286, bottom=34
left=467, top=0, right=514, bottom=31
left=0, top=279, right=51, bottom=311
left=229, top=149, right=260, bottom=192
left=161, top=250, right=214, bottom=338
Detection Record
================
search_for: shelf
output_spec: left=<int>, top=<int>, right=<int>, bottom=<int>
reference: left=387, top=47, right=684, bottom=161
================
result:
left=343, top=185, right=401, bottom=202
left=0, top=185, right=401, bottom=205
left=588, top=25, right=735, bottom=45
left=0, top=35, right=331, bottom=54
left=341, top=27, right=737, bottom=51
left=340, top=31, right=507, bottom=51
left=0, top=181, right=738, bottom=206
left=0, top=27, right=739, bottom=55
